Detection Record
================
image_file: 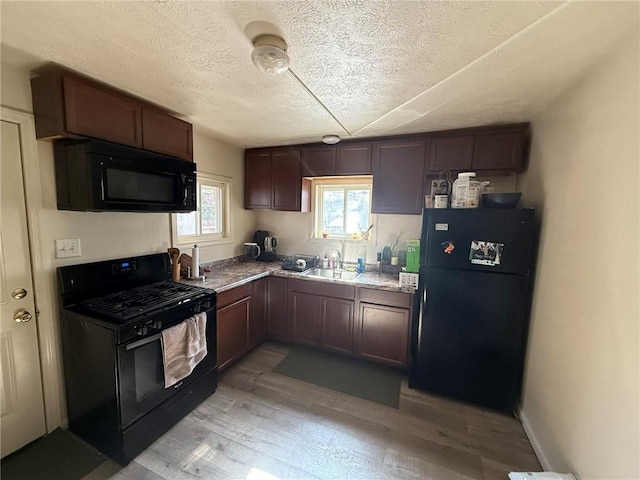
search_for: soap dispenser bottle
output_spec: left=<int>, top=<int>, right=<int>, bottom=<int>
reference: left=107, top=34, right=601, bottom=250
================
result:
left=356, top=250, right=366, bottom=274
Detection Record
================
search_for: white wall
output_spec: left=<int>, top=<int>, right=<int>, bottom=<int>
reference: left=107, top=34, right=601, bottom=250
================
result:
left=517, top=27, right=639, bottom=479
left=184, top=130, right=256, bottom=263
left=254, top=209, right=421, bottom=264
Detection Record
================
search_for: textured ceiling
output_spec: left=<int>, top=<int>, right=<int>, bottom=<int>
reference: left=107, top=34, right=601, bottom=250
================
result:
left=1, top=1, right=638, bottom=148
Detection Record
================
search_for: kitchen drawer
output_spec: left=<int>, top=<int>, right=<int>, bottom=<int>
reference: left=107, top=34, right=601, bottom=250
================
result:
left=217, top=283, right=253, bottom=309
left=288, top=278, right=355, bottom=300
left=358, top=288, right=411, bottom=309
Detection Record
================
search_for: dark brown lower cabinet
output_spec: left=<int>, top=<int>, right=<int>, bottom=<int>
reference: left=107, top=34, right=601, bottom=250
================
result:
left=251, top=277, right=268, bottom=347
left=321, top=297, right=354, bottom=354
left=288, top=279, right=355, bottom=353
left=290, top=291, right=322, bottom=346
left=356, top=304, right=410, bottom=367
left=355, top=288, right=412, bottom=367
left=216, top=284, right=252, bottom=372
left=217, top=277, right=411, bottom=372
left=267, top=277, right=289, bottom=341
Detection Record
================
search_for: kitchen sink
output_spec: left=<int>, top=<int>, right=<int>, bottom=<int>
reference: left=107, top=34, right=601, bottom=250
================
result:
left=301, top=268, right=361, bottom=281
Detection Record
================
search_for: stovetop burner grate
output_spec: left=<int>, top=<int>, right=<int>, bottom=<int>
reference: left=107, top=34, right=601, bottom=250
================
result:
left=77, top=280, right=211, bottom=322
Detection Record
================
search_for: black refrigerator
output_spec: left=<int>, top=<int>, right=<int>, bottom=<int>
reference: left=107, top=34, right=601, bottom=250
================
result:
left=409, top=208, right=536, bottom=412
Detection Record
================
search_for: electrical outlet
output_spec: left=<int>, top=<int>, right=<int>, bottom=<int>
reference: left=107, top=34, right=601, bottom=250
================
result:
left=55, top=238, right=81, bottom=259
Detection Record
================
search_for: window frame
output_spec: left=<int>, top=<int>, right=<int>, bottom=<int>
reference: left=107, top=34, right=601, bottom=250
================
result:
left=171, top=172, right=232, bottom=247
left=313, top=176, right=374, bottom=241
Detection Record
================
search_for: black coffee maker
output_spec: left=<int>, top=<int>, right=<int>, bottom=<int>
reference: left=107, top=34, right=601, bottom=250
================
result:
left=253, top=230, right=277, bottom=262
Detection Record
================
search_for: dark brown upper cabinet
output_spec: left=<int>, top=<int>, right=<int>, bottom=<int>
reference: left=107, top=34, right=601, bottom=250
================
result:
left=427, top=124, right=529, bottom=175
left=62, top=75, right=143, bottom=148
left=428, top=134, right=474, bottom=172
left=244, top=147, right=311, bottom=212
left=31, top=66, right=193, bottom=161
left=272, top=149, right=307, bottom=211
left=372, top=138, right=427, bottom=215
left=300, top=142, right=373, bottom=177
left=141, top=108, right=193, bottom=160
left=244, top=150, right=272, bottom=209
left=471, top=128, right=526, bottom=171
left=244, top=123, right=529, bottom=214
left=301, top=146, right=336, bottom=177
left=336, top=142, right=372, bottom=175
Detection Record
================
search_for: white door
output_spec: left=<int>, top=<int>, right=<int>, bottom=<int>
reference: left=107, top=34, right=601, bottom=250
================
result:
left=0, top=119, right=47, bottom=457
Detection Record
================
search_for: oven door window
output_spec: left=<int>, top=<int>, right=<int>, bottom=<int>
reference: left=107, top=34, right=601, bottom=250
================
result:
left=105, top=167, right=178, bottom=204
left=118, top=333, right=171, bottom=428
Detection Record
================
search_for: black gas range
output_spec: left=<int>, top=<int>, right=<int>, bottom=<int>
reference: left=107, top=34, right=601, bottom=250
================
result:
left=58, top=253, right=217, bottom=464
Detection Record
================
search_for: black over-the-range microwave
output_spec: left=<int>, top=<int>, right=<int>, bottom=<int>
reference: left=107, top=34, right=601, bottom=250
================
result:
left=53, top=139, right=197, bottom=213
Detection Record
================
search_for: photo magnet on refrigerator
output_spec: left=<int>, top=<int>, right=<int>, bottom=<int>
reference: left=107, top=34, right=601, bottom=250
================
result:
left=469, top=240, right=504, bottom=266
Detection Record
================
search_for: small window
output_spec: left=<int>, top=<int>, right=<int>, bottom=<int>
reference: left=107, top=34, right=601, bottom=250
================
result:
left=315, top=178, right=372, bottom=239
left=172, top=172, right=230, bottom=245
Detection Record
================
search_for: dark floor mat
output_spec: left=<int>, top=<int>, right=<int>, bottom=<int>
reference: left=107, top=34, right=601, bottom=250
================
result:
left=272, top=347, right=402, bottom=408
left=1, top=428, right=105, bottom=480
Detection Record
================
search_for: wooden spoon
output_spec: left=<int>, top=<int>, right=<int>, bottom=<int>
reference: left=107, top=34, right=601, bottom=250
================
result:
left=167, top=247, right=180, bottom=265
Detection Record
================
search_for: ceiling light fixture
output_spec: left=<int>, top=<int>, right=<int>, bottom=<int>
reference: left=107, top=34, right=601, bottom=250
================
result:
left=251, top=34, right=290, bottom=75
left=322, top=135, right=341, bottom=144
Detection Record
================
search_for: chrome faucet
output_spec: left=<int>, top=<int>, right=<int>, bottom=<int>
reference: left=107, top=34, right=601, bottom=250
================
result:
left=330, top=248, right=342, bottom=269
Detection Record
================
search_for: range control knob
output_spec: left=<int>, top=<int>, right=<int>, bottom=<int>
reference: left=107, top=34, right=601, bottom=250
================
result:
left=135, top=325, right=148, bottom=336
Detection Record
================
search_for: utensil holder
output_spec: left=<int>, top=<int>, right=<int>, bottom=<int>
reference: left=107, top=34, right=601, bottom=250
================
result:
left=171, top=262, right=181, bottom=281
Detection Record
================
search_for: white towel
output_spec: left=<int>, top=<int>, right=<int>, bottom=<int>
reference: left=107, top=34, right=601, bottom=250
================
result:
left=161, top=312, right=208, bottom=388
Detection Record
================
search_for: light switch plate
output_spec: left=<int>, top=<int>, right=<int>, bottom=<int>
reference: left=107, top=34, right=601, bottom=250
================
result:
left=55, top=238, right=81, bottom=258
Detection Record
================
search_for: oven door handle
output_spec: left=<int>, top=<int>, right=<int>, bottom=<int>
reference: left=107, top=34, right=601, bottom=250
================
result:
left=125, top=332, right=162, bottom=351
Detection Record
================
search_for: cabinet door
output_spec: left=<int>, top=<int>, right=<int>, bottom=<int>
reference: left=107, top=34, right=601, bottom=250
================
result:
left=141, top=108, right=193, bottom=161
left=63, top=76, right=143, bottom=147
left=272, top=149, right=303, bottom=211
left=290, top=291, right=322, bottom=346
left=217, top=296, right=251, bottom=372
left=356, top=303, right=410, bottom=367
left=245, top=150, right=272, bottom=209
left=336, top=142, right=372, bottom=175
left=267, top=277, right=289, bottom=341
left=472, top=129, right=525, bottom=171
left=251, top=277, right=268, bottom=347
left=301, top=146, right=336, bottom=177
left=428, top=134, right=474, bottom=172
left=321, top=297, right=354, bottom=354
left=372, top=139, right=426, bottom=215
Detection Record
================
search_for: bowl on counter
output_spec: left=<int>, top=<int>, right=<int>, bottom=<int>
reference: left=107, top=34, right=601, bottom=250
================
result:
left=482, top=193, right=522, bottom=209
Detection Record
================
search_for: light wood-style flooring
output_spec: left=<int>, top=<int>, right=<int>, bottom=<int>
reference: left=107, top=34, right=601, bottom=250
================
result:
left=84, top=342, right=540, bottom=480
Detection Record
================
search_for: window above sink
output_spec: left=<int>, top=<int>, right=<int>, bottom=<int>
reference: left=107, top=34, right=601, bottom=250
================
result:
left=312, top=176, right=374, bottom=242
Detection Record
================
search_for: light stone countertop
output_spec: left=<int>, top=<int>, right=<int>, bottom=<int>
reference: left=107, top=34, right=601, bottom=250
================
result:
left=181, top=260, right=414, bottom=295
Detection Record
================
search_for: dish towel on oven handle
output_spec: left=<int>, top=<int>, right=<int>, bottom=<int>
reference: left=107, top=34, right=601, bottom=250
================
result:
left=161, top=312, right=208, bottom=388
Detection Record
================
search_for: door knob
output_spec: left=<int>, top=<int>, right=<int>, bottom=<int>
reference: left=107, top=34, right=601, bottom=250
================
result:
left=11, top=288, right=28, bottom=300
left=14, top=310, right=32, bottom=323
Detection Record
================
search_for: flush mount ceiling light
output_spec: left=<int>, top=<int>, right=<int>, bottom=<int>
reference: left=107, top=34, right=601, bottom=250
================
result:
left=249, top=27, right=351, bottom=139
left=322, top=135, right=341, bottom=144
left=251, top=34, right=290, bottom=75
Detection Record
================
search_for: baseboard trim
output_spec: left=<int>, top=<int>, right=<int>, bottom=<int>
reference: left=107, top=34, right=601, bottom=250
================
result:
left=518, top=407, right=552, bottom=471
